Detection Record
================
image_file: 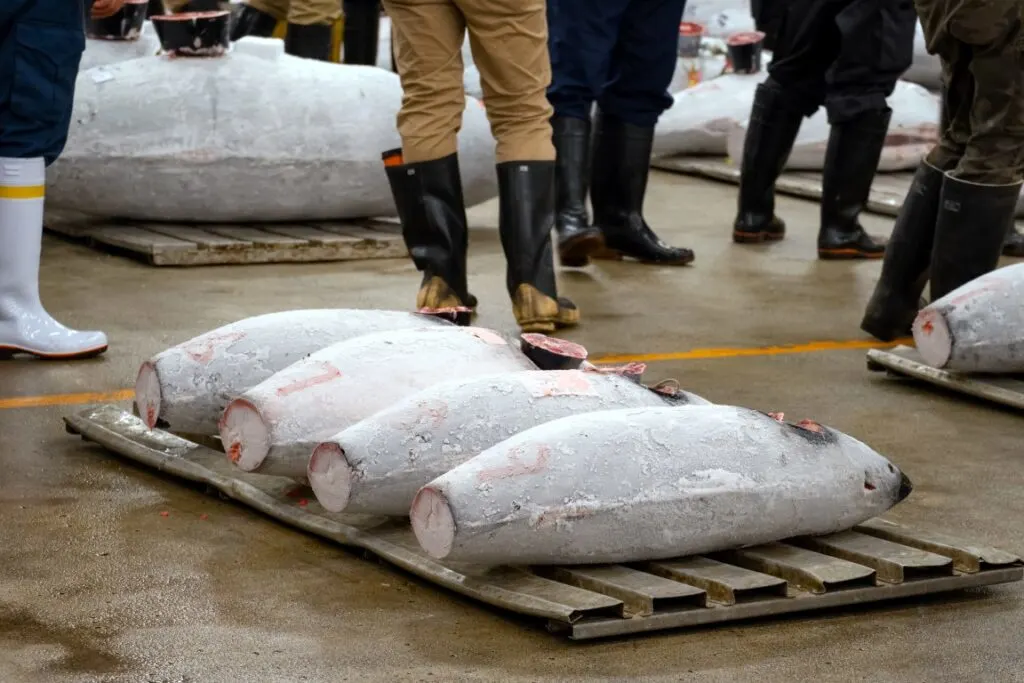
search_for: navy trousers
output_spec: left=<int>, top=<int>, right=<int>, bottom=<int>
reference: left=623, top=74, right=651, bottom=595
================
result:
left=546, top=0, right=687, bottom=128
left=0, top=0, right=87, bottom=165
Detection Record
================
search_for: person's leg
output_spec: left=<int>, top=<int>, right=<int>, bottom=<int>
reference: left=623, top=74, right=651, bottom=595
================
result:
left=929, top=2, right=1024, bottom=300
left=816, top=0, right=916, bottom=259
left=0, top=0, right=107, bottom=359
left=283, top=0, right=340, bottom=60
left=546, top=0, right=625, bottom=267
left=461, top=0, right=580, bottom=332
left=731, top=0, right=834, bottom=244
left=342, top=0, right=381, bottom=65
left=588, top=0, right=693, bottom=265
left=232, top=0, right=283, bottom=40
left=381, top=0, right=475, bottom=317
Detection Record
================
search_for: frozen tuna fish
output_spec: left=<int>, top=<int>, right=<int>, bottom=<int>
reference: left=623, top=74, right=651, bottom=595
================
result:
left=80, top=22, right=161, bottom=71
left=654, top=72, right=767, bottom=157
left=724, top=80, right=939, bottom=171
left=912, top=263, right=1024, bottom=373
left=49, top=37, right=497, bottom=222
left=135, top=309, right=450, bottom=435
left=308, top=370, right=711, bottom=516
left=682, top=0, right=756, bottom=38
left=901, top=22, right=942, bottom=90
left=220, top=326, right=538, bottom=480
left=410, top=405, right=911, bottom=566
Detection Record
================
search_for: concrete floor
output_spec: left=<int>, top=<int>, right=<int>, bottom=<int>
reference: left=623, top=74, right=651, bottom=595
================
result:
left=1, top=172, right=1022, bottom=683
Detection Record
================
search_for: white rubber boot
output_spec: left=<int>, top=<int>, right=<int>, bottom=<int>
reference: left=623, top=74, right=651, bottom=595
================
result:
left=0, top=157, right=108, bottom=359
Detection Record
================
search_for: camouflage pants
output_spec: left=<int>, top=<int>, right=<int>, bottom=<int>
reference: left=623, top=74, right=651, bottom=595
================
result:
left=916, top=0, right=1024, bottom=184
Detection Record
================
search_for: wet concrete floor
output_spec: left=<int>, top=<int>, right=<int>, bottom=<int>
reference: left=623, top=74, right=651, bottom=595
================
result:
left=1, top=172, right=1022, bottom=682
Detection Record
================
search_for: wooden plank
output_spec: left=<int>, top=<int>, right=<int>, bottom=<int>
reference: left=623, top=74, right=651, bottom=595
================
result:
left=642, top=557, right=788, bottom=605
left=316, top=224, right=396, bottom=242
left=204, top=226, right=310, bottom=246
left=717, top=543, right=877, bottom=594
left=856, top=518, right=1023, bottom=573
left=866, top=346, right=1024, bottom=412
left=795, top=531, right=953, bottom=583
left=469, top=568, right=626, bottom=621
left=140, top=224, right=246, bottom=248
left=259, top=225, right=364, bottom=245
left=85, top=226, right=195, bottom=258
left=536, top=565, right=708, bottom=617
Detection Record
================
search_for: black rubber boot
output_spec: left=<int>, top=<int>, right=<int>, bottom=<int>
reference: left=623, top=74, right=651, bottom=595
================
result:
left=229, top=4, right=277, bottom=39
left=496, top=161, right=580, bottom=333
left=284, top=22, right=333, bottom=61
left=342, top=0, right=380, bottom=65
left=929, top=175, right=1023, bottom=302
left=860, top=161, right=944, bottom=341
left=590, top=112, right=694, bottom=265
left=1002, top=221, right=1024, bottom=257
left=732, top=81, right=804, bottom=243
left=818, top=108, right=891, bottom=259
left=382, top=150, right=474, bottom=323
left=552, top=116, right=603, bottom=268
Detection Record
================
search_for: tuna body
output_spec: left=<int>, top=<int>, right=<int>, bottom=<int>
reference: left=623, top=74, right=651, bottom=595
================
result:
left=309, top=370, right=712, bottom=516
left=411, top=405, right=910, bottom=566
left=219, top=327, right=538, bottom=480
left=80, top=25, right=161, bottom=71
left=913, top=263, right=1024, bottom=373
left=134, top=309, right=450, bottom=435
left=50, top=38, right=497, bottom=221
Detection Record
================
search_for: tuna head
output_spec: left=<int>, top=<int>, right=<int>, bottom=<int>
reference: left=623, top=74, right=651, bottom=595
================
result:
left=809, top=422, right=913, bottom=507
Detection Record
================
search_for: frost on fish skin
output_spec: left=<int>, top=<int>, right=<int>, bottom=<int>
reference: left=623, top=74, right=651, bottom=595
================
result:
left=227, top=326, right=536, bottom=479
left=321, top=370, right=703, bottom=516
left=913, top=263, right=1024, bottom=373
left=421, top=404, right=908, bottom=566
left=138, top=309, right=450, bottom=435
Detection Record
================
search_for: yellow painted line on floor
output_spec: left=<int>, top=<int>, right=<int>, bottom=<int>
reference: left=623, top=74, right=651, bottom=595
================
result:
left=0, top=388, right=134, bottom=410
left=593, top=338, right=911, bottom=364
left=0, top=338, right=911, bottom=410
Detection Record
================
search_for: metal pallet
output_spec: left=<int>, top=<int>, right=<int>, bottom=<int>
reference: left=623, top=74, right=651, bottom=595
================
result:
left=44, top=209, right=406, bottom=266
left=867, top=345, right=1024, bottom=412
left=64, top=404, right=1023, bottom=640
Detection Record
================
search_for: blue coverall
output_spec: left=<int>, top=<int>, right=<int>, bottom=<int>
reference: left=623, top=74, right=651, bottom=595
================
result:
left=546, top=0, right=688, bottom=127
left=0, top=0, right=87, bottom=165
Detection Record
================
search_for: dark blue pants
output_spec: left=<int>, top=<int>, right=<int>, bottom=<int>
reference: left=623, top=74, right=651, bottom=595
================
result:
left=0, top=0, right=87, bottom=165
left=546, top=0, right=687, bottom=128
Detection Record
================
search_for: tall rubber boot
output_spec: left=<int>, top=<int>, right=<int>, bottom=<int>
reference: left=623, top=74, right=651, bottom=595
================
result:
left=0, top=158, right=107, bottom=360
left=929, top=174, right=1023, bottom=302
left=590, top=112, right=694, bottom=265
left=230, top=4, right=277, bottom=40
left=817, top=108, right=891, bottom=259
left=284, top=22, right=333, bottom=61
left=552, top=115, right=603, bottom=268
left=1003, top=220, right=1024, bottom=257
left=496, top=161, right=580, bottom=333
left=860, top=161, right=944, bottom=340
left=342, top=0, right=380, bottom=65
left=732, top=81, right=803, bottom=243
left=382, top=150, right=474, bottom=323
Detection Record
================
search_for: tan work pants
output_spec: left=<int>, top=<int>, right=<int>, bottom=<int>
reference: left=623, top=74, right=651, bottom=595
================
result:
left=382, top=0, right=555, bottom=164
left=247, top=0, right=341, bottom=25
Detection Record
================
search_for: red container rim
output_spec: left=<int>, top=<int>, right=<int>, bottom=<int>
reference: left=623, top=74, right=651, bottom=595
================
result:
left=726, top=30, right=766, bottom=46
left=679, top=21, right=705, bottom=37
left=152, top=10, right=230, bottom=21
left=123, top=0, right=150, bottom=5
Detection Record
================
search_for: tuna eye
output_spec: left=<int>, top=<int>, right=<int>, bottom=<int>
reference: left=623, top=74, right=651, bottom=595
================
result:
left=887, top=464, right=896, bottom=473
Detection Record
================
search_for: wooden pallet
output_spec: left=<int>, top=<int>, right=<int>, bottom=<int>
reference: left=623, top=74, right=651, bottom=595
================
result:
left=64, top=404, right=1023, bottom=641
left=651, top=155, right=910, bottom=217
left=44, top=209, right=407, bottom=266
left=867, top=345, right=1024, bottom=412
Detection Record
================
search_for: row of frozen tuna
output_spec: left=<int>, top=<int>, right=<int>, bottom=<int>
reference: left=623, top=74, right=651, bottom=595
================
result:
left=136, top=309, right=912, bottom=566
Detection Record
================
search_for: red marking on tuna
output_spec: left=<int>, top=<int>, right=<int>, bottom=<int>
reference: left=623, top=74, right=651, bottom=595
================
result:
left=183, top=331, right=247, bottom=363
left=921, top=319, right=934, bottom=335
left=540, top=372, right=594, bottom=397
left=146, top=405, right=156, bottom=428
left=768, top=412, right=785, bottom=422
left=532, top=503, right=595, bottom=529
left=275, top=361, right=342, bottom=397
left=199, top=514, right=209, bottom=520
left=298, top=499, right=309, bottom=507
left=798, top=419, right=824, bottom=433
left=159, top=511, right=169, bottom=517
left=417, top=399, right=449, bottom=428
left=476, top=445, right=551, bottom=483
left=227, top=441, right=242, bottom=463
left=946, top=279, right=1011, bottom=307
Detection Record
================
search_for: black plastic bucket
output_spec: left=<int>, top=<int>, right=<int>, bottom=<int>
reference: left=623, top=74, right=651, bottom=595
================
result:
left=727, top=31, right=766, bottom=74
left=151, top=10, right=231, bottom=56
